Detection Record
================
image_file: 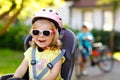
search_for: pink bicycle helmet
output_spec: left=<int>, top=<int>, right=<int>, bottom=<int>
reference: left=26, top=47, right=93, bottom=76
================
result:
left=32, top=9, right=62, bottom=32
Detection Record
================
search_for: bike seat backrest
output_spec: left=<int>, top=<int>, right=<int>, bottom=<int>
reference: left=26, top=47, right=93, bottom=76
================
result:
left=24, top=28, right=76, bottom=80
left=60, top=28, right=76, bottom=80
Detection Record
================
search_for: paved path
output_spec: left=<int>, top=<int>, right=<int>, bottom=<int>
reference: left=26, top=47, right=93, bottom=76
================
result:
left=71, top=61, right=120, bottom=80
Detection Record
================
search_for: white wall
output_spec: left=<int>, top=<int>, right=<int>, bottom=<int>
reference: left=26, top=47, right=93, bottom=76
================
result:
left=71, top=9, right=82, bottom=29
left=56, top=1, right=73, bottom=26
left=114, top=8, right=120, bottom=31
left=93, top=9, right=103, bottom=30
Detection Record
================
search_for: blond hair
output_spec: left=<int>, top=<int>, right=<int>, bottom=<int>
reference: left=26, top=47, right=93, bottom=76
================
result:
left=29, top=19, right=62, bottom=50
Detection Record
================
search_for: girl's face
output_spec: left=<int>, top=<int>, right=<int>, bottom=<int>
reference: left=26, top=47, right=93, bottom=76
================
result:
left=31, top=19, right=56, bottom=48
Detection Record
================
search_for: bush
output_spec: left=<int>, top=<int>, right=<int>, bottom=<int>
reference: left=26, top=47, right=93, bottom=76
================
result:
left=114, top=32, right=120, bottom=51
left=92, top=29, right=120, bottom=52
left=0, top=24, right=30, bottom=51
left=0, top=24, right=120, bottom=52
left=92, top=29, right=110, bottom=46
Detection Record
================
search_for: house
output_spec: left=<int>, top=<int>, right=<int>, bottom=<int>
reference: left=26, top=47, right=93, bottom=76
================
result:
left=57, top=0, right=120, bottom=31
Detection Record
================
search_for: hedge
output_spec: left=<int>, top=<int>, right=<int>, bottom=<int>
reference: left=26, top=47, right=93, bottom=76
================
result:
left=0, top=24, right=120, bottom=52
left=0, top=24, right=30, bottom=51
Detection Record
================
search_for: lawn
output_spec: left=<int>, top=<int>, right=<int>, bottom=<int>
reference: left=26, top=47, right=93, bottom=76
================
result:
left=0, top=48, right=24, bottom=76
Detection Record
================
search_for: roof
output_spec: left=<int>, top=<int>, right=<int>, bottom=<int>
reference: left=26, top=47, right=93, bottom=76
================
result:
left=72, top=0, right=111, bottom=8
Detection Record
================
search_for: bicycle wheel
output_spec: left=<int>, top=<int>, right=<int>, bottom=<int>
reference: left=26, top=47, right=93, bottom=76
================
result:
left=98, top=48, right=114, bottom=73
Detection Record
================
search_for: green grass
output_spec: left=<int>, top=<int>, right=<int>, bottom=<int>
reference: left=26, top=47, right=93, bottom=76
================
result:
left=0, top=48, right=24, bottom=76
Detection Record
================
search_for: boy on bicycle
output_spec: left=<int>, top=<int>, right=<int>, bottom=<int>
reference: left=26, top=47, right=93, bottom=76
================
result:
left=77, top=25, right=94, bottom=77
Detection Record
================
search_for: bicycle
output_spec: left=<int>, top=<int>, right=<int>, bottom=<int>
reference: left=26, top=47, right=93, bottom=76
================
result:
left=74, top=42, right=114, bottom=78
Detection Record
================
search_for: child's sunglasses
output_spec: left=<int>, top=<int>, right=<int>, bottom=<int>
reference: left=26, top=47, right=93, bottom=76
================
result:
left=31, top=29, right=55, bottom=36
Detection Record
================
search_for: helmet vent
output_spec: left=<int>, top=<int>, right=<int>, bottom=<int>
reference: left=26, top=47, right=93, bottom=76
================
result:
left=49, top=10, right=53, bottom=12
left=56, top=13, right=59, bottom=15
left=59, top=18, right=62, bottom=20
left=43, top=9, right=46, bottom=11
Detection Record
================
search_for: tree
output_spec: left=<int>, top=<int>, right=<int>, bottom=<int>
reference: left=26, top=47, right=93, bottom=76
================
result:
left=0, top=0, right=65, bottom=35
left=97, top=0, right=120, bottom=52
left=0, top=0, right=25, bottom=35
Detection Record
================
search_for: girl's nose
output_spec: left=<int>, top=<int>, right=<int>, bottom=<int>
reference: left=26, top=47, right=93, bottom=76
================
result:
left=38, top=32, right=44, bottom=37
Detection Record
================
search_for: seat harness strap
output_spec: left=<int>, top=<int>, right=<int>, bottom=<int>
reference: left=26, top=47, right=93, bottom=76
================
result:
left=31, top=48, right=66, bottom=80
left=31, top=48, right=38, bottom=80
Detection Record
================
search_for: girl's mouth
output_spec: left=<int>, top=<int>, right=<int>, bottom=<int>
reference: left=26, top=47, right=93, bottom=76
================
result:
left=39, top=40, right=46, bottom=43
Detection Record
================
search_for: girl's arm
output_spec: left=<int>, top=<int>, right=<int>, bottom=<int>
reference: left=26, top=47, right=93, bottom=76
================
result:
left=13, top=58, right=28, bottom=78
left=43, top=59, right=62, bottom=80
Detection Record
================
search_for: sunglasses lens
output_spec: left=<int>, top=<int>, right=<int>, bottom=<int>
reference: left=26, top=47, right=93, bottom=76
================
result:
left=43, top=30, right=50, bottom=36
left=32, top=30, right=39, bottom=35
